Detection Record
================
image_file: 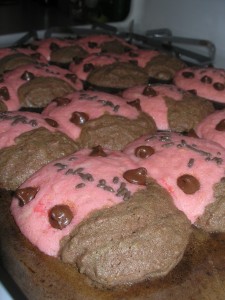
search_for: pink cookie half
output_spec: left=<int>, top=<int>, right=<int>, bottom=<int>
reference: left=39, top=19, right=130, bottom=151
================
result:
left=123, top=132, right=225, bottom=223
left=10, top=149, right=143, bottom=256
left=42, top=90, right=140, bottom=140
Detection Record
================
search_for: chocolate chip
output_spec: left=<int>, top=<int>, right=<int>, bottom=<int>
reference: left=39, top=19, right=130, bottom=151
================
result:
left=65, top=73, right=77, bottom=83
left=135, top=145, right=155, bottom=158
left=187, top=89, right=197, bottom=95
left=215, top=119, right=225, bottom=131
left=50, top=42, right=60, bottom=51
left=88, top=42, right=98, bottom=48
left=182, top=71, right=195, bottom=78
left=70, top=111, right=89, bottom=126
left=30, top=53, right=41, bottom=60
left=15, top=186, right=39, bottom=207
left=53, top=97, right=71, bottom=106
left=177, top=174, right=200, bottom=194
left=127, top=98, right=142, bottom=111
left=83, top=63, right=94, bottom=73
left=75, top=183, right=85, bottom=189
left=123, top=167, right=147, bottom=185
left=129, top=52, right=139, bottom=57
left=45, top=118, right=59, bottom=128
left=213, top=82, right=225, bottom=91
left=73, top=57, right=83, bottom=64
left=21, top=71, right=35, bottom=81
left=49, top=205, right=73, bottom=230
left=200, top=75, right=212, bottom=84
left=142, top=85, right=157, bottom=97
left=89, top=145, right=107, bottom=157
left=0, top=86, right=10, bottom=101
left=187, top=129, right=199, bottom=138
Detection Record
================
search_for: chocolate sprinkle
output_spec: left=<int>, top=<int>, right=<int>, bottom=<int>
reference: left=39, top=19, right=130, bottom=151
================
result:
left=65, top=73, right=77, bottom=83
left=127, top=98, right=141, bottom=111
left=182, top=71, right=195, bottom=78
left=75, top=183, right=85, bottom=189
left=215, top=119, right=225, bottom=131
left=200, top=75, right=212, bottom=84
left=83, top=63, right=94, bottom=73
left=49, top=204, right=73, bottom=230
left=15, top=186, right=39, bottom=207
left=88, top=42, right=98, bottom=49
left=187, top=158, right=195, bottom=168
left=54, top=163, right=68, bottom=171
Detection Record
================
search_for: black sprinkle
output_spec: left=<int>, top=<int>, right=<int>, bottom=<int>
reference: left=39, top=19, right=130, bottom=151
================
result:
left=54, top=163, right=67, bottom=171
left=103, top=186, right=115, bottom=193
left=188, top=158, right=195, bottom=168
left=75, top=183, right=85, bottom=189
left=113, top=176, right=119, bottom=184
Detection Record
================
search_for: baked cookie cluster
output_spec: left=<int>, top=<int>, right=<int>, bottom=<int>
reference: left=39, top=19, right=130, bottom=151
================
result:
left=1, top=33, right=225, bottom=289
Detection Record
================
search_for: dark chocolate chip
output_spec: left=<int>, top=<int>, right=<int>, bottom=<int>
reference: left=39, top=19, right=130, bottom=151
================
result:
left=200, top=75, right=212, bottom=84
left=15, top=186, right=39, bottom=207
left=177, top=174, right=200, bottom=194
left=215, top=119, right=225, bottom=131
left=89, top=145, right=107, bottom=157
left=187, top=129, right=199, bottom=138
left=65, top=73, right=77, bottom=83
left=123, top=167, right=147, bottom=185
left=53, top=97, right=71, bottom=106
left=21, top=71, right=35, bottom=81
left=83, top=63, right=94, bottom=73
left=142, top=85, right=157, bottom=97
left=49, top=205, right=73, bottom=230
left=182, top=71, right=195, bottom=78
left=213, top=82, right=225, bottom=91
left=75, top=183, right=85, bottom=189
left=127, top=98, right=142, bottom=111
left=135, top=145, right=155, bottom=159
left=0, top=86, right=10, bottom=101
left=45, top=118, right=59, bottom=128
left=70, top=111, right=89, bottom=126
left=88, top=42, right=98, bottom=49
left=187, top=89, right=197, bottom=95
left=50, top=42, right=60, bottom=51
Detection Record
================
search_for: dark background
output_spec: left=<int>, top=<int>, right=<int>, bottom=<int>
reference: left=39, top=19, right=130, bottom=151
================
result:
left=0, top=0, right=131, bottom=35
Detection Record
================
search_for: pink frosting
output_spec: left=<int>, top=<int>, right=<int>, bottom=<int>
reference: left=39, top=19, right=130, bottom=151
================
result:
left=42, top=90, right=140, bottom=140
left=0, top=63, right=83, bottom=111
left=0, top=111, right=62, bottom=149
left=122, top=84, right=183, bottom=130
left=174, top=67, right=225, bottom=103
left=124, top=132, right=225, bottom=223
left=10, top=149, right=143, bottom=256
left=196, top=109, right=225, bottom=148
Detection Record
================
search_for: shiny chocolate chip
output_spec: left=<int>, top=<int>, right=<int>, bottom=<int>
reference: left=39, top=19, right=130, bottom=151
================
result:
left=50, top=42, right=60, bottom=51
left=182, top=71, right=195, bottom=78
left=0, top=86, right=10, bottom=101
left=142, top=85, right=158, bottom=97
left=15, top=186, right=39, bottom=207
left=53, top=97, right=71, bottom=106
left=65, top=73, right=77, bottom=83
left=123, top=167, right=147, bottom=185
left=213, top=82, right=225, bottom=91
left=21, top=71, right=35, bottom=81
left=177, top=174, right=200, bottom=194
left=90, top=145, right=107, bottom=157
left=70, top=111, right=89, bottom=126
left=49, top=205, right=73, bottom=230
left=45, top=118, right=59, bottom=128
left=187, top=129, right=199, bottom=138
left=88, top=42, right=97, bottom=48
left=215, top=119, right=225, bottom=131
left=127, top=98, right=142, bottom=111
left=135, top=145, right=155, bottom=159
left=200, top=75, right=212, bottom=84
left=83, top=63, right=94, bottom=73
